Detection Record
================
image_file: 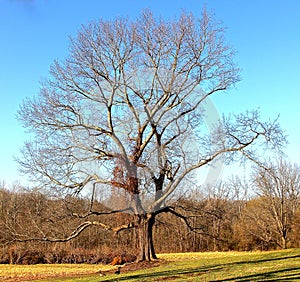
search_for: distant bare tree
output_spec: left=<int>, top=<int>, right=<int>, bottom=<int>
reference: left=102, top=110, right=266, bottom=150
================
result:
left=17, top=9, right=285, bottom=261
left=252, top=159, right=300, bottom=249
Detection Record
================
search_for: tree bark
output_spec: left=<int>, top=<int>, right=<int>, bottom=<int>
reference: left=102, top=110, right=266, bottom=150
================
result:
left=281, top=235, right=287, bottom=249
left=136, top=213, right=157, bottom=262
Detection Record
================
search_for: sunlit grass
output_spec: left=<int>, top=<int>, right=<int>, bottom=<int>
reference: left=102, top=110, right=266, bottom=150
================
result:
left=0, top=263, right=113, bottom=282
left=0, top=249, right=299, bottom=281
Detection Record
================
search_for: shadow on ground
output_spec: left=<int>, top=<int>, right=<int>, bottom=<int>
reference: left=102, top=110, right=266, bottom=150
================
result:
left=100, top=254, right=300, bottom=281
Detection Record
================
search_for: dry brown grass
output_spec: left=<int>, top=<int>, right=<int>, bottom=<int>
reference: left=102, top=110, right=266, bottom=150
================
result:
left=0, top=263, right=113, bottom=281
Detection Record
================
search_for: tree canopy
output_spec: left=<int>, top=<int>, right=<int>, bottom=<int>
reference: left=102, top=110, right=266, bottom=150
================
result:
left=17, top=9, right=286, bottom=261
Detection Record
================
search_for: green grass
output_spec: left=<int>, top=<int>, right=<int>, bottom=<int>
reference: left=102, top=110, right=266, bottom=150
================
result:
left=1, top=249, right=299, bottom=281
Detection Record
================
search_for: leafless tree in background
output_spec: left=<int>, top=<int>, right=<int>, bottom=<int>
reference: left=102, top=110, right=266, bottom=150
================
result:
left=17, top=9, right=285, bottom=261
left=252, top=159, right=300, bottom=249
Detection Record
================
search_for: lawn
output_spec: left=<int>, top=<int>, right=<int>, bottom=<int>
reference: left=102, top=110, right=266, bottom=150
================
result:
left=0, top=249, right=299, bottom=281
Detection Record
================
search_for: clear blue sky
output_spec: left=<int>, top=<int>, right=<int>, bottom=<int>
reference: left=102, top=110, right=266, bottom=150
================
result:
left=1, top=0, right=299, bottom=185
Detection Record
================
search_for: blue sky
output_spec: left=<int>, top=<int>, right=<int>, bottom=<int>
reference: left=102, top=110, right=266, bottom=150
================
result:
left=0, top=0, right=299, bottom=184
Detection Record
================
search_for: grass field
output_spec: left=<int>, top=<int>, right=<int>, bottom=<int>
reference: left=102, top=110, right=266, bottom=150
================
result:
left=0, top=249, right=299, bottom=281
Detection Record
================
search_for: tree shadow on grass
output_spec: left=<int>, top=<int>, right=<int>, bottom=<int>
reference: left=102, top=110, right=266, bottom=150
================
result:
left=232, top=254, right=300, bottom=266
left=209, top=254, right=300, bottom=282
left=100, top=254, right=300, bottom=282
left=100, top=264, right=222, bottom=281
left=210, top=267, right=300, bottom=282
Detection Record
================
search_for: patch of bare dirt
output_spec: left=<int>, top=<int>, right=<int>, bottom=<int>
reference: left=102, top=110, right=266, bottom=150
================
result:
left=122, top=259, right=165, bottom=272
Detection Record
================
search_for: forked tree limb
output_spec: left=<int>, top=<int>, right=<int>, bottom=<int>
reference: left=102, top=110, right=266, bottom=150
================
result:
left=157, top=206, right=227, bottom=242
left=72, top=207, right=134, bottom=218
left=11, top=220, right=136, bottom=243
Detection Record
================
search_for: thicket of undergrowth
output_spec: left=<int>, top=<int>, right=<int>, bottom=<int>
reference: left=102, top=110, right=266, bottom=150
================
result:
left=0, top=243, right=136, bottom=265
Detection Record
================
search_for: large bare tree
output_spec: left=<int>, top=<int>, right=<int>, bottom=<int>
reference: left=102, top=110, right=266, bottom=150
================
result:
left=17, top=10, right=285, bottom=261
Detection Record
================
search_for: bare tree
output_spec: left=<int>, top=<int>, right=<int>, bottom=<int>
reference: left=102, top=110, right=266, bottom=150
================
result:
left=252, top=159, right=300, bottom=249
left=17, top=9, right=285, bottom=261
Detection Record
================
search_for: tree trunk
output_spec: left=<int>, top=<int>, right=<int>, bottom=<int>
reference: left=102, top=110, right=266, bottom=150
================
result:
left=281, top=235, right=287, bottom=249
left=136, top=213, right=157, bottom=262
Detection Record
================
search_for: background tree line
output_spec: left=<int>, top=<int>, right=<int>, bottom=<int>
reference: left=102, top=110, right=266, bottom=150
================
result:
left=0, top=158, right=299, bottom=264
